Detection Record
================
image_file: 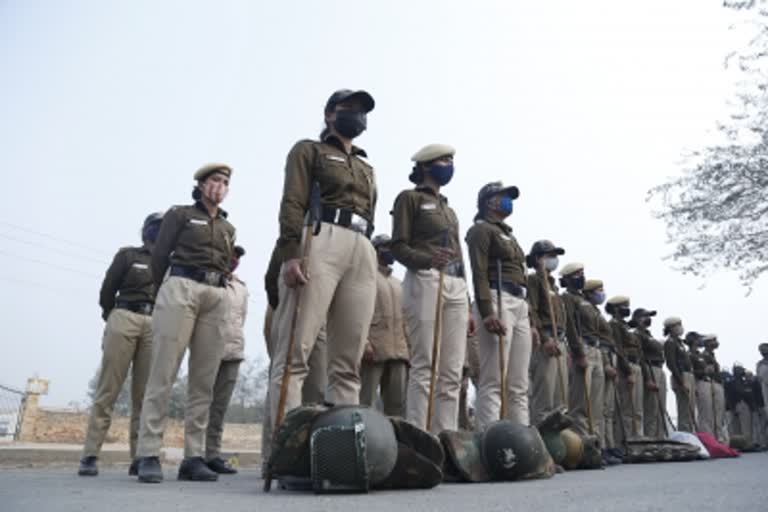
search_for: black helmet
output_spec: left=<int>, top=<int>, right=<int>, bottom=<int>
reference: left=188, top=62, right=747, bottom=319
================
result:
left=480, top=420, right=553, bottom=481
left=309, top=406, right=397, bottom=492
left=325, top=89, right=375, bottom=113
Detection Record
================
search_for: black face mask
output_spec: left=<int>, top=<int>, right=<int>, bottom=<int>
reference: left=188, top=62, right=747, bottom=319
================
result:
left=333, top=110, right=367, bottom=139
left=379, top=250, right=395, bottom=266
left=619, top=307, right=631, bottom=318
left=559, top=275, right=584, bottom=290
left=642, top=318, right=652, bottom=328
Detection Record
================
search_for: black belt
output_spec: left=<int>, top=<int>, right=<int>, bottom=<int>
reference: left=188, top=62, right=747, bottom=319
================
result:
left=115, top=301, right=153, bottom=315
left=599, top=342, right=615, bottom=352
left=583, top=336, right=599, bottom=347
left=697, top=376, right=711, bottom=382
left=442, top=260, right=465, bottom=278
left=321, top=206, right=373, bottom=238
left=489, top=280, right=527, bottom=299
left=627, top=355, right=640, bottom=364
left=649, top=361, right=664, bottom=368
left=170, top=265, right=229, bottom=287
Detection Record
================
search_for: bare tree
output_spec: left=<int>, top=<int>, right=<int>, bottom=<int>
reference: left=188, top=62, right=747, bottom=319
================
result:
left=649, top=1, right=768, bottom=287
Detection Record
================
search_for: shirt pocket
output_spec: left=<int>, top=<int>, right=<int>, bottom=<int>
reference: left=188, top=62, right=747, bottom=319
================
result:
left=316, top=153, right=351, bottom=192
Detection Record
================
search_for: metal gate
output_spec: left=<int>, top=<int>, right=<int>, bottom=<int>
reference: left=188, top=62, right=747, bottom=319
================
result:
left=0, top=383, right=26, bottom=441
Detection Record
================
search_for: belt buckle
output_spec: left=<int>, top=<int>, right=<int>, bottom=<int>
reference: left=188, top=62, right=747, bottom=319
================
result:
left=203, top=271, right=220, bottom=286
left=349, top=214, right=367, bottom=235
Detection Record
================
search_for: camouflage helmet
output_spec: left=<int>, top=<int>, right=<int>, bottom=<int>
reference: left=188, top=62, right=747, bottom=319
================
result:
left=371, top=234, right=392, bottom=248
left=480, top=421, right=554, bottom=481
left=309, top=406, right=398, bottom=492
left=476, top=181, right=520, bottom=212
left=560, top=428, right=584, bottom=470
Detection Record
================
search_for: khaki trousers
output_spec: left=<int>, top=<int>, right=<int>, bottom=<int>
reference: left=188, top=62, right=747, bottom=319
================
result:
left=712, top=382, right=727, bottom=443
left=404, top=269, right=468, bottom=434
left=673, top=371, right=696, bottom=432
left=695, top=379, right=715, bottom=436
left=529, top=333, right=568, bottom=427
left=360, top=360, right=408, bottom=418
left=83, top=308, right=152, bottom=458
left=618, top=362, right=643, bottom=440
left=473, top=291, right=531, bottom=431
left=137, top=276, right=230, bottom=458
left=643, top=366, right=668, bottom=438
left=268, top=224, right=376, bottom=432
left=730, top=400, right=753, bottom=446
left=602, top=351, right=617, bottom=449
left=569, top=344, right=604, bottom=440
left=205, top=359, right=241, bottom=460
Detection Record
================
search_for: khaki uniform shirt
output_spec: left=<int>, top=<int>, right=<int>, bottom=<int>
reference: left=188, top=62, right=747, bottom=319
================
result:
left=465, top=218, right=526, bottom=319
left=99, top=245, right=154, bottom=318
left=609, top=318, right=638, bottom=375
left=223, top=276, right=249, bottom=362
left=561, top=291, right=588, bottom=359
left=664, top=336, right=692, bottom=387
left=526, top=271, right=566, bottom=335
left=367, top=266, right=409, bottom=363
left=391, top=187, right=463, bottom=271
left=151, top=202, right=236, bottom=289
left=689, top=347, right=708, bottom=380
left=278, top=136, right=376, bottom=262
left=264, top=242, right=281, bottom=309
left=703, top=349, right=722, bottom=383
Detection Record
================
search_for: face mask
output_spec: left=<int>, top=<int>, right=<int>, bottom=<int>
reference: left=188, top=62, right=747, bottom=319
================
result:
left=498, top=196, right=513, bottom=215
left=590, top=291, right=606, bottom=305
left=333, top=109, right=367, bottom=139
left=379, top=250, right=395, bottom=266
left=143, top=223, right=161, bottom=243
left=619, top=306, right=631, bottom=318
left=544, top=256, right=559, bottom=272
left=569, top=275, right=585, bottom=290
left=642, top=317, right=652, bottom=328
left=428, top=163, right=454, bottom=186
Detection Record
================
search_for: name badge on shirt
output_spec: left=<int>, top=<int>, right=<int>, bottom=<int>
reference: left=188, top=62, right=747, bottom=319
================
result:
left=421, top=203, right=437, bottom=211
left=499, top=234, right=512, bottom=241
left=325, top=154, right=346, bottom=163
left=132, top=263, right=149, bottom=270
left=189, top=219, right=208, bottom=226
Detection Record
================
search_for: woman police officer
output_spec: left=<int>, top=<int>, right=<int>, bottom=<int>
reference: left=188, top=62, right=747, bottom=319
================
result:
left=391, top=144, right=474, bottom=434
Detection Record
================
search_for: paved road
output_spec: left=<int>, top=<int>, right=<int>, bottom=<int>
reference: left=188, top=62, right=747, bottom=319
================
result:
left=1, top=453, right=766, bottom=512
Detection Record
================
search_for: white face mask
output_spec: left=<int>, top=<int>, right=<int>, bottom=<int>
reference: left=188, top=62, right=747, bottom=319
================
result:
left=544, top=256, right=559, bottom=272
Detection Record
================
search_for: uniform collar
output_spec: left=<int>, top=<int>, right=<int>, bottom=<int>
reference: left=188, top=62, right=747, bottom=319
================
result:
left=415, top=186, right=448, bottom=203
left=322, top=134, right=368, bottom=157
left=139, top=244, right=152, bottom=254
left=194, top=201, right=229, bottom=218
left=475, top=214, right=512, bottom=234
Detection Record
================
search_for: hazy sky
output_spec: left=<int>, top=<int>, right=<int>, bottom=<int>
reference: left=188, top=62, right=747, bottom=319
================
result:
left=2, top=1, right=765, bottom=407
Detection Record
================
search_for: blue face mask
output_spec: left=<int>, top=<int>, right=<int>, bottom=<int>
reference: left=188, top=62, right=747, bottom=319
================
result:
left=143, top=223, right=161, bottom=243
left=498, top=196, right=514, bottom=215
left=428, top=163, right=454, bottom=186
left=591, top=291, right=606, bottom=305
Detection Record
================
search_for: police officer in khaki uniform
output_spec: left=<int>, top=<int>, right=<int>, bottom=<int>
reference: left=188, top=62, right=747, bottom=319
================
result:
left=688, top=332, right=714, bottom=435
left=466, top=181, right=531, bottom=429
left=268, top=89, right=377, bottom=436
left=663, top=317, right=695, bottom=432
left=204, top=246, right=249, bottom=475
left=606, top=296, right=643, bottom=439
left=559, top=265, right=601, bottom=438
left=703, top=334, right=727, bottom=442
left=392, top=143, right=472, bottom=434
left=136, top=163, right=236, bottom=483
left=757, top=343, right=768, bottom=438
left=78, top=213, right=163, bottom=477
left=359, top=234, right=409, bottom=417
left=526, top=241, right=569, bottom=426
left=632, top=308, right=667, bottom=439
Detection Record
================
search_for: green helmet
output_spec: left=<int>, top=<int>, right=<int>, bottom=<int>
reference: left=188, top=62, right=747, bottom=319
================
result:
left=541, top=431, right=567, bottom=465
left=309, top=406, right=398, bottom=492
left=480, top=421, right=554, bottom=481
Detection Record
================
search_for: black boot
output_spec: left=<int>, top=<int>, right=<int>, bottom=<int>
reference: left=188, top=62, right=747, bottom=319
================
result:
left=602, top=449, right=622, bottom=466
left=178, top=457, right=219, bottom=481
left=78, top=456, right=98, bottom=476
left=205, top=457, right=238, bottom=474
left=137, top=456, right=163, bottom=483
left=128, top=459, right=139, bottom=476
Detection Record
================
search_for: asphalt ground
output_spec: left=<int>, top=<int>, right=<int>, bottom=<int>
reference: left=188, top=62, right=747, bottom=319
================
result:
left=1, top=452, right=766, bottom=512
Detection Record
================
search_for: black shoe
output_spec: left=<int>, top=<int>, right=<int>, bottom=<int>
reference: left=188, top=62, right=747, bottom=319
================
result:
left=609, top=448, right=625, bottom=460
left=178, top=457, right=219, bottom=481
left=205, top=457, right=238, bottom=474
left=602, top=450, right=622, bottom=466
left=78, top=456, right=98, bottom=476
left=137, top=456, right=163, bottom=483
left=128, top=459, right=139, bottom=476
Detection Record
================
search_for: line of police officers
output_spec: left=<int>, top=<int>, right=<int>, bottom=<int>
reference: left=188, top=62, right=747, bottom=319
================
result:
left=79, top=88, right=768, bottom=483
